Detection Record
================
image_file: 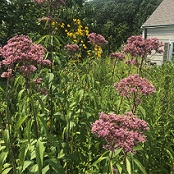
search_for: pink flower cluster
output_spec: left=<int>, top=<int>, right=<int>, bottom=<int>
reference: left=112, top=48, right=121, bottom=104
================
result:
left=110, top=52, right=125, bottom=60
left=114, top=74, right=155, bottom=98
left=125, top=59, right=139, bottom=66
left=124, top=35, right=163, bottom=57
left=0, top=35, right=51, bottom=78
left=33, top=0, right=45, bottom=4
left=33, top=0, right=65, bottom=5
left=92, top=112, right=149, bottom=153
left=88, top=33, right=108, bottom=46
left=64, top=44, right=79, bottom=53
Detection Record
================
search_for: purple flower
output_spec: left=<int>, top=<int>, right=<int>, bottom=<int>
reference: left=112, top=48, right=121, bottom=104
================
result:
left=88, top=33, right=108, bottom=46
left=64, top=44, right=79, bottom=53
left=114, top=74, right=155, bottom=98
left=33, top=0, right=45, bottom=4
left=124, top=35, right=163, bottom=58
left=1, top=69, right=13, bottom=78
left=0, top=35, right=51, bottom=78
left=110, top=52, right=125, bottom=60
left=34, top=78, right=42, bottom=84
left=92, top=112, right=149, bottom=153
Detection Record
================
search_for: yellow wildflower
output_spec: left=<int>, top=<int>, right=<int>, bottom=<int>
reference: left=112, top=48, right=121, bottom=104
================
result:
left=61, top=23, right=65, bottom=28
left=67, top=32, right=73, bottom=37
left=52, top=22, right=55, bottom=26
left=83, top=44, right=87, bottom=49
left=73, top=18, right=77, bottom=22
left=77, top=19, right=81, bottom=25
left=67, top=24, right=71, bottom=27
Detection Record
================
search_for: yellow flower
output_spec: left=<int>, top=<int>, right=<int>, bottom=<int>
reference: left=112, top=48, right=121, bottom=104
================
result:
left=81, top=40, right=84, bottom=43
left=65, top=29, right=68, bottom=33
left=73, top=18, right=77, bottom=22
left=61, top=23, right=65, bottom=28
left=94, top=47, right=98, bottom=51
left=98, top=46, right=102, bottom=51
left=83, top=44, right=87, bottom=49
left=55, top=27, right=58, bottom=30
left=67, top=32, right=73, bottom=37
left=85, top=30, right=89, bottom=36
left=97, top=52, right=101, bottom=57
left=67, top=24, right=71, bottom=27
left=87, top=50, right=91, bottom=55
left=73, top=40, right=78, bottom=43
left=77, top=19, right=81, bottom=25
left=52, top=22, right=55, bottom=26
left=73, top=34, right=77, bottom=39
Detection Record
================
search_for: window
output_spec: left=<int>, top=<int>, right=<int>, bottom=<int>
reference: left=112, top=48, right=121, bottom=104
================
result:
left=163, top=42, right=174, bottom=62
left=169, top=42, right=174, bottom=61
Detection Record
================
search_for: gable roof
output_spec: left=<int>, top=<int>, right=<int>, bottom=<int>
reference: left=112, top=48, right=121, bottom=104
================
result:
left=142, top=0, right=174, bottom=27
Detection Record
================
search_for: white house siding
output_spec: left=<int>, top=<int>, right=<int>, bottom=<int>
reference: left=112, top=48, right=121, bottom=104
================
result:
left=144, top=25, right=174, bottom=65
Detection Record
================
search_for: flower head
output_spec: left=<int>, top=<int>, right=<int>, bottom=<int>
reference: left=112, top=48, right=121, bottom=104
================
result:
left=110, top=52, right=125, bottom=60
left=33, top=0, right=45, bottom=4
left=0, top=35, right=51, bottom=78
left=92, top=112, right=149, bottom=153
left=114, top=74, right=155, bottom=98
left=88, top=32, right=108, bottom=46
left=64, top=44, right=79, bottom=53
left=124, top=35, right=163, bottom=57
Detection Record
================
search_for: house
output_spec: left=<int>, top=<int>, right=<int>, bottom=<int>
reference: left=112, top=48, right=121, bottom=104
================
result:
left=141, top=0, right=174, bottom=65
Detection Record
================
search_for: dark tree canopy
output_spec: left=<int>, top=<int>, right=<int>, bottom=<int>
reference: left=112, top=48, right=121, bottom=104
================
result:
left=0, top=0, right=162, bottom=51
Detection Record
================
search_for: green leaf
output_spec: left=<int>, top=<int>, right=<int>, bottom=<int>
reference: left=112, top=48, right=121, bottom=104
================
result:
left=48, top=73, right=54, bottom=83
left=37, top=115, right=49, bottom=138
left=126, top=157, right=132, bottom=174
left=42, top=164, right=49, bottom=174
left=21, top=161, right=33, bottom=173
left=2, top=167, right=12, bottom=174
left=0, top=152, right=8, bottom=172
left=15, top=114, right=30, bottom=130
left=36, top=35, right=49, bottom=44
left=76, top=89, right=84, bottom=103
left=92, top=156, right=108, bottom=166
left=134, top=158, right=147, bottom=174
left=138, top=106, right=146, bottom=119
left=19, top=144, right=29, bottom=168
left=18, top=89, right=25, bottom=101
left=36, top=138, right=45, bottom=173
left=3, top=130, right=9, bottom=147
left=46, top=158, right=64, bottom=174
left=29, top=164, right=38, bottom=173
left=58, top=149, right=65, bottom=159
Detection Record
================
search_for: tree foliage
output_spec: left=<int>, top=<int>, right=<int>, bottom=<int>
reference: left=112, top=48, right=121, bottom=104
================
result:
left=83, top=0, right=162, bottom=51
left=0, top=0, right=162, bottom=50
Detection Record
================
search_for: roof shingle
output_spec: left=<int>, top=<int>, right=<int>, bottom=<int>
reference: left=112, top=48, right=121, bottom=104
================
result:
left=142, top=0, right=174, bottom=27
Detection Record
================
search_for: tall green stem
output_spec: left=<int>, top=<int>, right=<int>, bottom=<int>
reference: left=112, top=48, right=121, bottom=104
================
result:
left=5, top=79, right=16, bottom=173
left=107, top=151, right=114, bottom=174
